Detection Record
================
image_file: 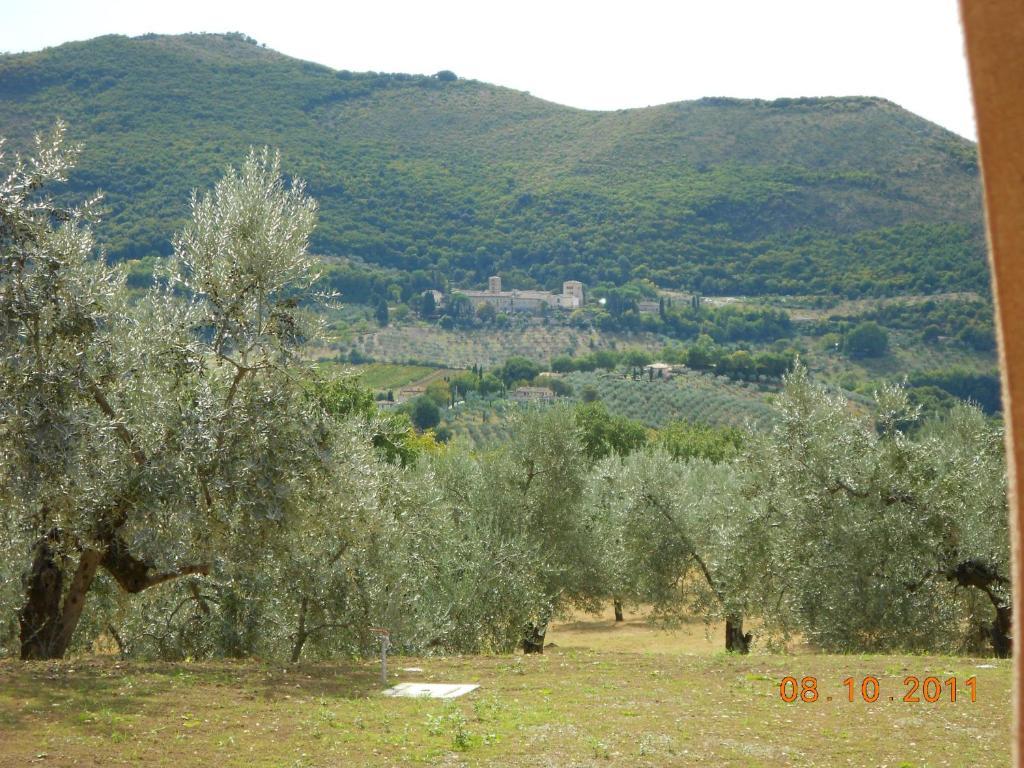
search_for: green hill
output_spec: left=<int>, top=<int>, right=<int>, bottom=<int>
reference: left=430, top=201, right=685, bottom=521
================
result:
left=0, top=32, right=986, bottom=297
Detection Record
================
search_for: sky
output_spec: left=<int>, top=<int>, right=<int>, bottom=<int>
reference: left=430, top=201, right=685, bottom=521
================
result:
left=0, top=0, right=977, bottom=140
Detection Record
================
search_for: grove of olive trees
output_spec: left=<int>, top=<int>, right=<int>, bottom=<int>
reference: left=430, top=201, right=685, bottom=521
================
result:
left=0, top=128, right=1011, bottom=663
left=600, top=367, right=1010, bottom=656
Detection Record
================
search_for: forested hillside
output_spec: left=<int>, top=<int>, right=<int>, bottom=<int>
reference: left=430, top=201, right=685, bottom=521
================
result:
left=0, top=32, right=986, bottom=297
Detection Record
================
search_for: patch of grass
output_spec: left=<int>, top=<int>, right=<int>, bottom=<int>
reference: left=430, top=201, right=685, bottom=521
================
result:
left=0, top=609, right=1010, bottom=767
left=350, top=362, right=437, bottom=391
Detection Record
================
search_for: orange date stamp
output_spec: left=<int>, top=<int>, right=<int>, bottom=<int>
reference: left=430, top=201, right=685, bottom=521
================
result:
left=778, top=675, right=977, bottom=703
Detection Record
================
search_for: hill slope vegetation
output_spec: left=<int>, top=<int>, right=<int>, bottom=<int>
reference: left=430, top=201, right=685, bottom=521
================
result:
left=0, top=32, right=986, bottom=297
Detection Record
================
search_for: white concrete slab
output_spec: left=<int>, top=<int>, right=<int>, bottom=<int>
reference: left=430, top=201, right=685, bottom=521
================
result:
left=382, top=683, right=479, bottom=699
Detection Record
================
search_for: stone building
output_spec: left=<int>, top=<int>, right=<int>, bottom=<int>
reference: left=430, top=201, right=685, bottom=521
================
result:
left=643, top=362, right=673, bottom=380
left=510, top=386, right=557, bottom=402
left=460, top=276, right=584, bottom=313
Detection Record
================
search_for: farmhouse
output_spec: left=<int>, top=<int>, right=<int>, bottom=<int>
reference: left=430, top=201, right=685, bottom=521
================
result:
left=396, top=385, right=426, bottom=402
left=510, top=386, right=557, bottom=402
left=461, top=276, right=584, bottom=313
left=644, top=362, right=673, bottom=380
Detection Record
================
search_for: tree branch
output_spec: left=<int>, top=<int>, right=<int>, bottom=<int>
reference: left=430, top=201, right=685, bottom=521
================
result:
left=520, top=458, right=548, bottom=494
left=826, top=478, right=868, bottom=498
left=100, top=536, right=209, bottom=593
left=944, top=559, right=1010, bottom=607
left=641, top=492, right=725, bottom=605
left=85, top=375, right=147, bottom=466
left=213, top=364, right=250, bottom=454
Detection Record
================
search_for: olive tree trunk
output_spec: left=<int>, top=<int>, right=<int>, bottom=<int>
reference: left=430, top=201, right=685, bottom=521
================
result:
left=945, top=560, right=1013, bottom=658
left=991, top=604, right=1012, bottom=659
left=19, top=533, right=103, bottom=661
left=290, top=597, right=310, bottom=663
left=522, top=622, right=547, bottom=654
left=724, top=617, right=752, bottom=654
left=19, top=529, right=209, bottom=660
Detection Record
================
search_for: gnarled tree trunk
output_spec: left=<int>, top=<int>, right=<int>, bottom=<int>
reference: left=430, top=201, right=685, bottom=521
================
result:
left=19, top=530, right=66, bottom=660
left=18, top=528, right=209, bottom=660
left=946, top=559, right=1012, bottom=658
left=725, top=617, right=752, bottom=654
left=992, top=604, right=1012, bottom=659
left=19, top=531, right=103, bottom=661
left=613, top=599, right=624, bottom=623
left=522, top=622, right=547, bottom=654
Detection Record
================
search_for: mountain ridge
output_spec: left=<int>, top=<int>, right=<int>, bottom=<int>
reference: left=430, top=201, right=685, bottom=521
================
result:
left=0, top=32, right=986, bottom=298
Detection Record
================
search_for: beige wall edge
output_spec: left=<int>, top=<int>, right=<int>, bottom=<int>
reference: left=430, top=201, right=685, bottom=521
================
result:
left=959, top=2, right=1024, bottom=764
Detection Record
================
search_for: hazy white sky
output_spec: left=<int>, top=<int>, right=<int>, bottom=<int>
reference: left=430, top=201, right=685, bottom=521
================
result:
left=0, top=0, right=977, bottom=139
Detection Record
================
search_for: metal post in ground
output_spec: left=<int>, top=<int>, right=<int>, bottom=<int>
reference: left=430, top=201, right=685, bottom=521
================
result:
left=370, top=627, right=390, bottom=686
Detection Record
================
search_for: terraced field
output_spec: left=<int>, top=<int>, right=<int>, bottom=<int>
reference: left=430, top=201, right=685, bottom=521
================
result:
left=802, top=331, right=996, bottom=380
left=564, top=370, right=777, bottom=428
left=349, top=321, right=669, bottom=369
left=344, top=317, right=995, bottom=388
left=441, top=398, right=521, bottom=450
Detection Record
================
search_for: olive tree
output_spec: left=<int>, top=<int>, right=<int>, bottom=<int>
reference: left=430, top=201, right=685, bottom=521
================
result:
left=254, top=438, right=542, bottom=660
left=380, top=448, right=544, bottom=654
left=96, top=421, right=543, bottom=662
left=591, top=449, right=770, bottom=652
left=0, top=127, right=331, bottom=659
left=478, top=404, right=607, bottom=652
left=595, top=366, right=1009, bottom=657
left=749, top=365, right=1010, bottom=655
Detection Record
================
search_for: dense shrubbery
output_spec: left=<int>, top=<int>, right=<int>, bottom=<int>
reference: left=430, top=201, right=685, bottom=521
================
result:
left=809, top=297, right=996, bottom=353
left=909, top=369, right=1002, bottom=415
left=574, top=401, right=649, bottom=461
left=866, top=298, right=995, bottom=349
left=582, top=289, right=795, bottom=344
left=657, top=421, right=743, bottom=462
left=843, top=320, right=889, bottom=358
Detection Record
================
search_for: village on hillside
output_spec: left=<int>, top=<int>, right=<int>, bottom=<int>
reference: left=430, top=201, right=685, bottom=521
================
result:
left=428, top=276, right=585, bottom=313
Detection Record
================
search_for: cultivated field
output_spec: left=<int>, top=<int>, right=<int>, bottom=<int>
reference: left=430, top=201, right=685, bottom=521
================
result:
left=440, top=398, right=510, bottom=449
left=563, top=370, right=777, bottom=428
left=348, top=322, right=670, bottom=369
left=0, top=610, right=1009, bottom=767
left=353, top=364, right=436, bottom=391
left=342, top=317, right=996, bottom=393
left=802, top=331, right=996, bottom=380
